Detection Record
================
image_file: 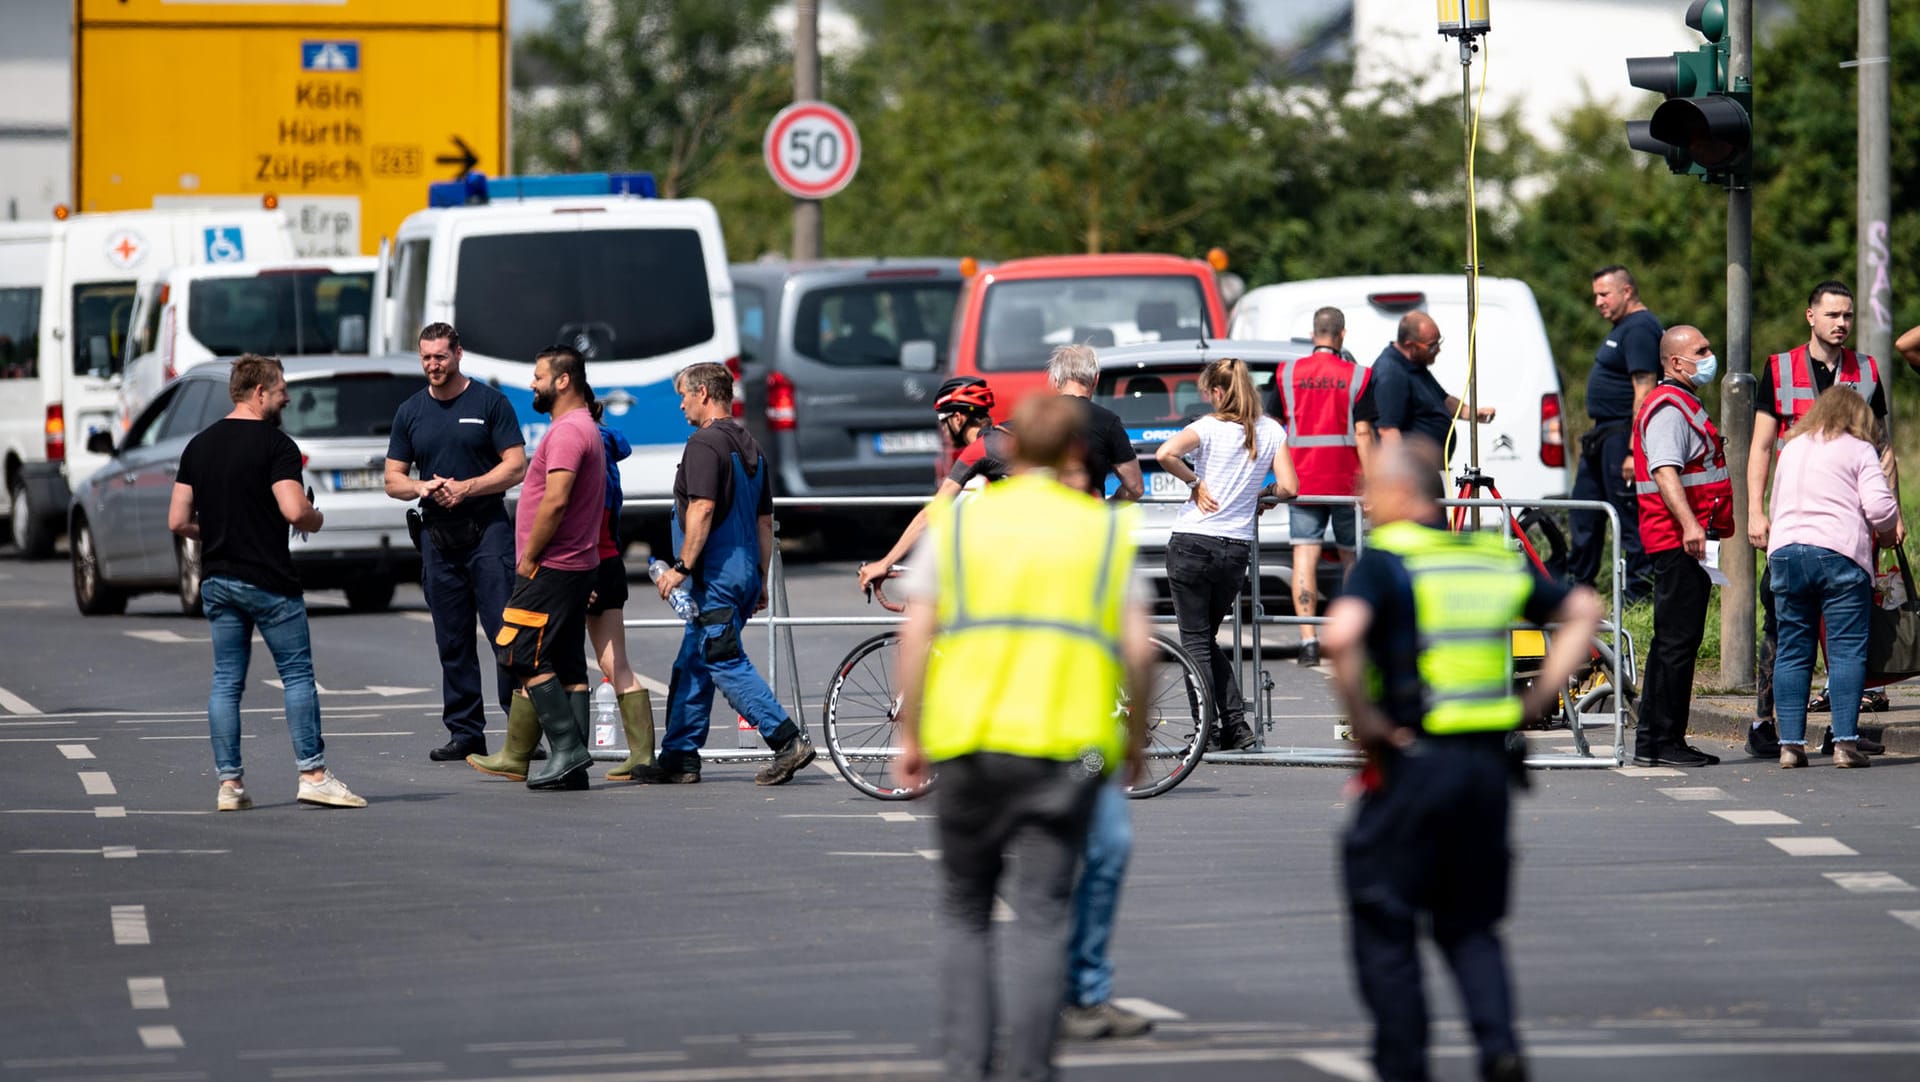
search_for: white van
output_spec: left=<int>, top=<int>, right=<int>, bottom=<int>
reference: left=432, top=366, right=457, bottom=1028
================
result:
left=0, top=207, right=295, bottom=556
left=376, top=172, right=738, bottom=553
left=119, top=255, right=376, bottom=429
left=1229, top=275, right=1569, bottom=502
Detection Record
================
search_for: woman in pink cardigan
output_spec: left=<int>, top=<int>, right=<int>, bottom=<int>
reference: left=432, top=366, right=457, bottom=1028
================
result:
left=1760, top=387, right=1903, bottom=769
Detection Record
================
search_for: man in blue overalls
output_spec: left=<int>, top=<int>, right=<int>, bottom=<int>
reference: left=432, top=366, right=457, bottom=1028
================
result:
left=637, top=362, right=814, bottom=786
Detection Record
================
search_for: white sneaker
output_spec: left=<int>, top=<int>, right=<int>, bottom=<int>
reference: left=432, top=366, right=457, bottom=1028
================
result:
left=297, top=770, right=367, bottom=808
left=216, top=784, right=252, bottom=812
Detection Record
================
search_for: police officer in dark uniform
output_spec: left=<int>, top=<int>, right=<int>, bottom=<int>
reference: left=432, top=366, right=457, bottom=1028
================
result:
left=1322, top=439, right=1602, bottom=1082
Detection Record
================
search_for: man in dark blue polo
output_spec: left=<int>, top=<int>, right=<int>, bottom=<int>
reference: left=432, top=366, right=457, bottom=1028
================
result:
left=1567, top=266, right=1660, bottom=605
left=1370, top=311, right=1493, bottom=468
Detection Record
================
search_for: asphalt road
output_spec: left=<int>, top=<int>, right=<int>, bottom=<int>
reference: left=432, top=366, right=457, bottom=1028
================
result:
left=4, top=552, right=1920, bottom=1081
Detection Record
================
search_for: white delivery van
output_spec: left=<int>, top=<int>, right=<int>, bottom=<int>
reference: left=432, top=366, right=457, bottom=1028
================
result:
left=377, top=172, right=738, bottom=553
left=0, top=207, right=295, bottom=557
left=119, top=255, right=376, bottom=428
left=1229, top=274, right=1569, bottom=502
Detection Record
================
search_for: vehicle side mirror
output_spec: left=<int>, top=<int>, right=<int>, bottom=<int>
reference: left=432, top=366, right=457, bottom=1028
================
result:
left=899, top=340, right=937, bottom=372
left=336, top=315, right=367, bottom=354
left=87, top=430, right=116, bottom=456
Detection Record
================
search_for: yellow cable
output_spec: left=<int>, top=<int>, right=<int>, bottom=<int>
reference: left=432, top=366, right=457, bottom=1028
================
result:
left=1444, top=38, right=1492, bottom=475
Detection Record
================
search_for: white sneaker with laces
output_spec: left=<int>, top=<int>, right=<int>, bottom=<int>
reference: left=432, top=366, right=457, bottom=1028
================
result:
left=216, top=784, right=252, bottom=812
left=297, top=770, right=367, bottom=808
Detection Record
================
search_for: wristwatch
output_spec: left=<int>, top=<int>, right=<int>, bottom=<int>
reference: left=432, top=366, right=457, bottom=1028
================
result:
left=1186, top=478, right=1200, bottom=490
left=671, top=558, right=690, bottom=575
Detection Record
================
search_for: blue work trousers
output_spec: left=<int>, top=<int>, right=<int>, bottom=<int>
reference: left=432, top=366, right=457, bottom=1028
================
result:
left=1066, top=780, right=1133, bottom=1008
left=659, top=571, right=790, bottom=762
left=419, top=516, right=515, bottom=742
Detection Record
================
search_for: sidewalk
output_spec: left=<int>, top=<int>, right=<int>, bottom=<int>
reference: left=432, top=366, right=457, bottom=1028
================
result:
left=1688, top=679, right=1920, bottom=756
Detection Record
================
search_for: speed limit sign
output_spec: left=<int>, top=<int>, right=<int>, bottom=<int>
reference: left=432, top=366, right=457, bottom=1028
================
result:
left=764, top=101, right=861, bottom=200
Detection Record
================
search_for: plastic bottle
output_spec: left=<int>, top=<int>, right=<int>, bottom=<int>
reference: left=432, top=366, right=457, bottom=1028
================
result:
left=591, top=679, right=622, bottom=750
left=647, top=559, right=698, bottom=623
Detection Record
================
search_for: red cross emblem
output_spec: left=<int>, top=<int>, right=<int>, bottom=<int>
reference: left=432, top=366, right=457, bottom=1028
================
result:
left=104, top=229, right=145, bottom=269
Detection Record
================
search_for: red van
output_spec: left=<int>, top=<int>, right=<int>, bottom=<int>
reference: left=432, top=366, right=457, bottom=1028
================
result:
left=942, top=253, right=1231, bottom=422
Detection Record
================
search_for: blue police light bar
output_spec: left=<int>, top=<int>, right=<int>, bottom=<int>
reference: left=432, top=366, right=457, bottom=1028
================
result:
left=427, top=172, right=659, bottom=208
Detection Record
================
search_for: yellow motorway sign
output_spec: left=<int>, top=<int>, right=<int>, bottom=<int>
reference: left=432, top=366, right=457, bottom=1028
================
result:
left=75, top=0, right=505, bottom=254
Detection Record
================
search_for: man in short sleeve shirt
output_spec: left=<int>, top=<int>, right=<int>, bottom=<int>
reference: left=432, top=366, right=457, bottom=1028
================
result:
left=1568, top=266, right=1660, bottom=604
left=1371, top=311, right=1493, bottom=466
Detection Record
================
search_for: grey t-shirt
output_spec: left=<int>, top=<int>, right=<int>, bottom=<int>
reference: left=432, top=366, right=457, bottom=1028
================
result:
left=1642, top=399, right=1708, bottom=473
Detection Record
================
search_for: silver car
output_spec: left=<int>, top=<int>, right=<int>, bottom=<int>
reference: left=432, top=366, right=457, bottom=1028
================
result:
left=69, top=355, right=426, bottom=616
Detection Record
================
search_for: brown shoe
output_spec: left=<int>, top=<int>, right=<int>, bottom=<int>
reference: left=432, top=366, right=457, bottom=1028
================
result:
left=1778, top=744, right=1808, bottom=769
left=1833, top=741, right=1871, bottom=768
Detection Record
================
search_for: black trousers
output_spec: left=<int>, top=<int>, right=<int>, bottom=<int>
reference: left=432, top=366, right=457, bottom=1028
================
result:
left=1639, top=548, right=1711, bottom=755
left=1343, top=736, right=1518, bottom=1082
left=1165, top=532, right=1250, bottom=728
left=1567, top=422, right=1651, bottom=601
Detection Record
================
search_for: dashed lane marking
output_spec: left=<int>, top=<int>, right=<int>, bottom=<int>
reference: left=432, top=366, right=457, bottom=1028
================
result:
left=97, top=806, right=127, bottom=818
left=1769, top=837, right=1859, bottom=857
left=743, top=1045, right=921, bottom=1060
left=57, top=743, right=95, bottom=759
left=1113, top=997, right=1188, bottom=1021
left=6, top=808, right=210, bottom=817
left=17, top=847, right=229, bottom=858
left=507, top=1053, right=692, bottom=1070
left=1659, top=786, right=1729, bottom=801
left=824, top=851, right=926, bottom=858
left=122, top=629, right=209, bottom=644
left=1612, top=766, right=1686, bottom=777
left=128, top=977, right=170, bottom=1010
left=141, top=734, right=254, bottom=740
left=0, top=1054, right=177, bottom=1070
left=992, top=897, right=1016, bottom=923
left=139, top=1025, right=186, bottom=1050
left=79, top=771, right=117, bottom=795
left=1890, top=911, right=1920, bottom=931
left=0, top=685, right=41, bottom=714
left=235, top=1048, right=405, bottom=1061
left=1826, top=871, right=1916, bottom=893
left=0, top=735, right=90, bottom=741
left=463, top=1040, right=624, bottom=1054
left=267, top=1064, right=446, bottom=1079
left=112, top=905, right=151, bottom=945
left=1295, top=1050, right=1374, bottom=1081
left=105, top=845, right=139, bottom=859
left=1713, top=810, right=1800, bottom=826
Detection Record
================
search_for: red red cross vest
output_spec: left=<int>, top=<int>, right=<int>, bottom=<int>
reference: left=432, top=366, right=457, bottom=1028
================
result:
left=1768, top=344, right=1880, bottom=451
left=1275, top=348, right=1369, bottom=497
left=1633, top=382, right=1734, bottom=554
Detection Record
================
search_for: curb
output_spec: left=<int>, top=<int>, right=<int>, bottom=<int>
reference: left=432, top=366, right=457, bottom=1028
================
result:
left=1686, top=693, right=1920, bottom=756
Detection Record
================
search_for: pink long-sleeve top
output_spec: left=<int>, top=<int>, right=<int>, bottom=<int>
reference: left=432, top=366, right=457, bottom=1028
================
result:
left=1766, top=431, right=1900, bottom=574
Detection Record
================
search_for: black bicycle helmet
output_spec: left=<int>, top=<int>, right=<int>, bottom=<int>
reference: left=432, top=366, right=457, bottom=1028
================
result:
left=934, top=376, right=996, bottom=415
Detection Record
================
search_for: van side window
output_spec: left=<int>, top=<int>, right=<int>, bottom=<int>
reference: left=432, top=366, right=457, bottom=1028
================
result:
left=735, top=285, right=766, bottom=365
left=0, top=285, right=39, bottom=379
left=393, top=239, right=431, bottom=352
left=792, top=282, right=960, bottom=367
left=126, top=283, right=164, bottom=362
left=73, top=281, right=137, bottom=377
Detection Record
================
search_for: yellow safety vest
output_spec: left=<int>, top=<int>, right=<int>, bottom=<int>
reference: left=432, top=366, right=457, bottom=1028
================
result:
left=920, top=474, right=1138, bottom=768
left=1367, top=520, right=1533, bottom=735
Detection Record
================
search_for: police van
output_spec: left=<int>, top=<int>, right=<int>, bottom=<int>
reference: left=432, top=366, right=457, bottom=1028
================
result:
left=0, top=207, right=294, bottom=557
left=1228, top=274, right=1569, bottom=502
left=374, top=172, right=738, bottom=552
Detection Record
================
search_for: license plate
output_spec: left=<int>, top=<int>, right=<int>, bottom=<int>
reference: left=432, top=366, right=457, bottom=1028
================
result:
left=330, top=468, right=383, bottom=491
left=1147, top=470, right=1189, bottom=499
left=873, top=430, right=943, bottom=455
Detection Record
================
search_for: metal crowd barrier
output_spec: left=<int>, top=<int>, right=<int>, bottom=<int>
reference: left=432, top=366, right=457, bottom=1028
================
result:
left=612, top=492, right=1629, bottom=770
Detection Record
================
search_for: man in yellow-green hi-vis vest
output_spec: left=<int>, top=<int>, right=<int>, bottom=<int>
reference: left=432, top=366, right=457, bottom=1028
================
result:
left=894, top=393, right=1153, bottom=1082
left=1322, top=438, right=1601, bottom=1082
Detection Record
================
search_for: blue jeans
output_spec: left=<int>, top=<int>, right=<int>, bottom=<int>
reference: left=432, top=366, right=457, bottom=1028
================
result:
left=420, top=516, right=515, bottom=742
left=659, top=568, right=792, bottom=762
left=202, top=576, right=324, bottom=781
left=1770, top=544, right=1872, bottom=745
left=1067, top=780, right=1133, bottom=1007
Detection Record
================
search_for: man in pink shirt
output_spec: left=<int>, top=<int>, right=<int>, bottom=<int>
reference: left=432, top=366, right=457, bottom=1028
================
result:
left=493, top=345, right=606, bottom=791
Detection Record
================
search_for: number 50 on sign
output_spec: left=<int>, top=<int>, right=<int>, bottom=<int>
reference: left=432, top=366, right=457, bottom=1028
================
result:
left=763, top=101, right=861, bottom=200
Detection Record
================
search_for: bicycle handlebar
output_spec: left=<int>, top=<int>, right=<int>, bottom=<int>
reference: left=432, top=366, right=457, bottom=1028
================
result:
left=864, top=564, right=909, bottom=614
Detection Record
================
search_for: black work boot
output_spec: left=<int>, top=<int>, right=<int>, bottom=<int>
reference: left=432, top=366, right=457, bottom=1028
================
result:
left=525, top=681, right=591, bottom=791
left=755, top=719, right=816, bottom=786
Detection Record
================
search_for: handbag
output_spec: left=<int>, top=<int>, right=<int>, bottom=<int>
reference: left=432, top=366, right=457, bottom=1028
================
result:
left=1866, top=546, right=1920, bottom=678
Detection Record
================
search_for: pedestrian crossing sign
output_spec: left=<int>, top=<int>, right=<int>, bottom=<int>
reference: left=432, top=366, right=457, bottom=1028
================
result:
left=301, top=40, right=360, bottom=72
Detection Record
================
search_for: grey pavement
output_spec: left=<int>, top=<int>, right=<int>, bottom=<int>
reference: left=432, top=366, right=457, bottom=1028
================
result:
left=2, top=553, right=1920, bottom=1081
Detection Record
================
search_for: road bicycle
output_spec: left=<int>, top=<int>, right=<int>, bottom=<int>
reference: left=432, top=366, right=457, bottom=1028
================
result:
left=820, top=568, right=1214, bottom=801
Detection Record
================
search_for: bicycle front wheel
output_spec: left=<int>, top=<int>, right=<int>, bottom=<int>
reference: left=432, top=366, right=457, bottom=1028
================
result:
left=1124, top=633, right=1213, bottom=799
left=821, top=631, right=930, bottom=800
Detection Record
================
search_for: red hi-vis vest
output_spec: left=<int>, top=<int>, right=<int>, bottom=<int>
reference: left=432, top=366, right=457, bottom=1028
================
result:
left=1769, top=344, right=1880, bottom=451
left=1275, top=348, right=1369, bottom=497
left=1633, top=382, right=1734, bottom=555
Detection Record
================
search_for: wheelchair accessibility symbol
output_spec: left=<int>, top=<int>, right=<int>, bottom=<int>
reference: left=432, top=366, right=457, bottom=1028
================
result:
left=203, top=227, right=245, bottom=264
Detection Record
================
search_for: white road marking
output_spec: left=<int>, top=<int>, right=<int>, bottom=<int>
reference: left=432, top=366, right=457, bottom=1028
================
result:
left=1295, top=1050, right=1374, bottom=1080
left=57, top=743, right=94, bottom=759
left=1612, top=766, right=1686, bottom=777
left=0, top=719, right=74, bottom=727
left=1659, top=786, right=1728, bottom=801
left=878, top=810, right=920, bottom=822
left=122, top=629, right=208, bottom=644
left=0, top=685, right=41, bottom=714
left=105, top=845, right=139, bottom=859
left=235, top=1048, right=405, bottom=1060
left=268, top=1064, right=446, bottom=1078
left=1770, top=837, right=1859, bottom=857
left=401, top=612, right=435, bottom=623
left=992, top=897, right=1016, bottom=923
left=1712, top=810, right=1800, bottom=826
left=112, top=905, right=151, bottom=945
left=916, top=848, right=940, bottom=861
left=79, top=771, right=117, bottom=795
left=0, top=1054, right=177, bottom=1070
left=1112, top=997, right=1188, bottom=1021
left=824, top=851, right=925, bottom=858
left=464, top=1039, right=625, bottom=1054
left=1827, top=871, right=1917, bottom=893
left=509, top=1053, right=691, bottom=1069
left=742, top=1045, right=920, bottom=1060
left=264, top=681, right=431, bottom=697
left=128, top=977, right=170, bottom=1010
left=96, top=806, right=127, bottom=818
left=1889, top=911, right=1920, bottom=931
left=17, top=847, right=229, bottom=858
left=141, top=734, right=254, bottom=740
left=0, top=736, right=90, bottom=741
left=317, top=731, right=414, bottom=737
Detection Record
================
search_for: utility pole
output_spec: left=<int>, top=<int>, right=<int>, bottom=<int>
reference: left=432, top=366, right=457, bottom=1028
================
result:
left=1719, top=0, right=1756, bottom=691
left=791, top=0, right=822, bottom=261
left=1856, top=0, right=1892, bottom=378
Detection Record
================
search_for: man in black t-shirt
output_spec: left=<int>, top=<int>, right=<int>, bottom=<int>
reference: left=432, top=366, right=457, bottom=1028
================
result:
left=1048, top=344, right=1144, bottom=502
left=170, top=354, right=365, bottom=812
left=385, top=322, right=529, bottom=763
left=1568, top=266, right=1660, bottom=603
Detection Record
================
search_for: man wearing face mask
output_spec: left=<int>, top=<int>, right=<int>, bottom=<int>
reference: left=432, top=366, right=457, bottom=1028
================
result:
left=858, top=377, right=1014, bottom=593
left=1631, top=325, right=1734, bottom=768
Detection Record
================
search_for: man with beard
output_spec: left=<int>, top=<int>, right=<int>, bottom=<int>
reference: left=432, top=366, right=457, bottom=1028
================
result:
left=169, top=354, right=366, bottom=811
left=385, top=322, right=528, bottom=764
left=492, top=345, right=605, bottom=791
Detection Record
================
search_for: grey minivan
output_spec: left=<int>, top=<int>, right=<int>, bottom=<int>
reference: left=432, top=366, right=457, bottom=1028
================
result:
left=730, top=259, right=965, bottom=536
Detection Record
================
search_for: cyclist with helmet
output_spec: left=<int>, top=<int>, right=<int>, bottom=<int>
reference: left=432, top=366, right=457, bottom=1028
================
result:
left=856, top=376, right=1014, bottom=592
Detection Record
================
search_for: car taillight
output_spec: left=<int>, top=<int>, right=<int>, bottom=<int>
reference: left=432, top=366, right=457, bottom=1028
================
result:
left=1540, top=393, right=1564, bottom=468
left=45, top=404, right=64, bottom=462
left=766, top=371, right=797, bottom=431
left=724, top=356, right=744, bottom=419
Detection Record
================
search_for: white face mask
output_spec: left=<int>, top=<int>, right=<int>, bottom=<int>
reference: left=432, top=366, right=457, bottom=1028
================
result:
left=1689, top=353, right=1718, bottom=387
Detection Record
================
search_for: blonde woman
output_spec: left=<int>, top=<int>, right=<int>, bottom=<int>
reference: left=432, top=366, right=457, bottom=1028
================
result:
left=1155, top=357, right=1298, bottom=750
left=1761, top=386, right=1902, bottom=769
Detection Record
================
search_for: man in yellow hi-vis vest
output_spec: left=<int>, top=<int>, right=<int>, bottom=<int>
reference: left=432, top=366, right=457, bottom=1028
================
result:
left=1323, top=439, right=1601, bottom=1082
left=894, top=393, right=1152, bottom=1082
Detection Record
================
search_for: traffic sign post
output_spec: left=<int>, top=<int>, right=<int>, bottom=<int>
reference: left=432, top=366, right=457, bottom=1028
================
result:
left=763, top=101, right=861, bottom=201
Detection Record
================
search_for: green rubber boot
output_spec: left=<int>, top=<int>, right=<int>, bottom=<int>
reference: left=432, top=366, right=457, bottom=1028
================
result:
left=526, top=681, right=591, bottom=791
left=605, top=689, right=657, bottom=781
left=467, top=694, right=539, bottom=781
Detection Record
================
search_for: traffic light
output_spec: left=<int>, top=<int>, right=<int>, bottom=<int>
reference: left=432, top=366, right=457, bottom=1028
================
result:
left=1624, top=0, right=1751, bottom=185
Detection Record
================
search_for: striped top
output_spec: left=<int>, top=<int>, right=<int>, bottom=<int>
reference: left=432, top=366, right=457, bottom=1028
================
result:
left=1173, top=414, right=1284, bottom=541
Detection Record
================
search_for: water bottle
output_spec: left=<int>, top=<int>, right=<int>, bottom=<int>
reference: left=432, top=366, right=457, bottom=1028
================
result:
left=647, top=559, right=697, bottom=623
left=591, top=679, right=622, bottom=750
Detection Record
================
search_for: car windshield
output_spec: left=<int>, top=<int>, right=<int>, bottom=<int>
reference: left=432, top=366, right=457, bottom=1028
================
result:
left=282, top=373, right=428, bottom=439
left=978, top=275, right=1209, bottom=372
left=1092, top=362, right=1278, bottom=429
left=74, top=281, right=137, bottom=376
left=188, top=270, right=374, bottom=357
left=454, top=228, right=714, bottom=362
left=792, top=279, right=960, bottom=367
